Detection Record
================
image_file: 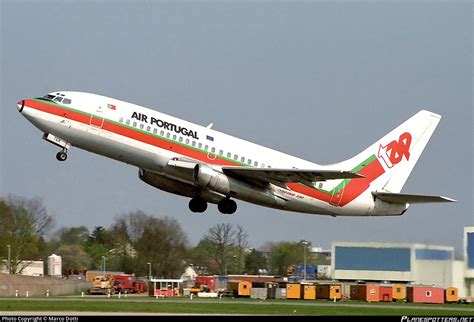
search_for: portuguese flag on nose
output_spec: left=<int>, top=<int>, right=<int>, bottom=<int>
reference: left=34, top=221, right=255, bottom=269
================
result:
left=107, top=104, right=116, bottom=110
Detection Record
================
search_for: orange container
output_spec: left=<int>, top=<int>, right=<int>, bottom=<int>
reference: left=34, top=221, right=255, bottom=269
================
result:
left=303, top=284, right=316, bottom=300
left=406, top=286, right=444, bottom=304
left=445, top=287, right=458, bottom=303
left=316, top=284, right=342, bottom=300
left=286, top=283, right=302, bottom=299
left=392, top=284, right=406, bottom=301
left=350, top=284, right=380, bottom=302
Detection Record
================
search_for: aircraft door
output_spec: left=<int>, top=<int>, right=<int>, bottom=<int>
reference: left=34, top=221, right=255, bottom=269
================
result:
left=89, top=106, right=104, bottom=128
left=329, top=180, right=345, bottom=206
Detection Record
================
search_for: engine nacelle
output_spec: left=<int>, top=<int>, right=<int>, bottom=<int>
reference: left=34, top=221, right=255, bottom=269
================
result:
left=139, top=168, right=224, bottom=203
left=139, top=168, right=197, bottom=198
left=193, top=164, right=230, bottom=195
left=193, top=164, right=286, bottom=208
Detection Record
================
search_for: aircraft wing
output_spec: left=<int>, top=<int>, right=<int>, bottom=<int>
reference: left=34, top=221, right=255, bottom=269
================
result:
left=222, top=167, right=364, bottom=188
left=372, top=191, right=457, bottom=204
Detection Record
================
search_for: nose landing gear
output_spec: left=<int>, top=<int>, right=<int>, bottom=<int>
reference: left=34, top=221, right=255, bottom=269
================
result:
left=56, top=150, right=68, bottom=161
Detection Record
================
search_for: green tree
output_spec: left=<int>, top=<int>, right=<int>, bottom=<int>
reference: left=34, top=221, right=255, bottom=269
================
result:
left=119, top=211, right=189, bottom=278
left=86, top=226, right=114, bottom=270
left=244, top=248, right=267, bottom=274
left=198, top=223, right=236, bottom=275
left=57, top=226, right=89, bottom=245
left=268, top=241, right=308, bottom=276
left=0, top=196, right=54, bottom=274
left=235, top=225, right=249, bottom=274
left=55, top=244, right=90, bottom=271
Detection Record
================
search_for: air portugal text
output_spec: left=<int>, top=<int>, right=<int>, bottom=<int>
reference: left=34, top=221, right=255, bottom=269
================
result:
left=131, top=112, right=199, bottom=139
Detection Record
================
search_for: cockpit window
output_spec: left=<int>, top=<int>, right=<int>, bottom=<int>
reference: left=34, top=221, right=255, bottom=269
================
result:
left=37, top=94, right=72, bottom=105
left=42, top=94, right=56, bottom=101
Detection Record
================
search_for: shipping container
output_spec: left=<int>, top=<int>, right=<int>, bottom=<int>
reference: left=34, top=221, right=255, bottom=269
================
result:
left=251, top=288, right=267, bottom=300
left=392, top=284, right=406, bottom=301
left=406, top=286, right=444, bottom=304
left=286, top=283, right=303, bottom=299
left=227, top=280, right=251, bottom=297
left=316, top=284, right=342, bottom=300
left=303, top=284, right=316, bottom=300
left=379, top=286, right=393, bottom=302
left=350, top=284, right=380, bottom=302
left=445, top=287, right=459, bottom=303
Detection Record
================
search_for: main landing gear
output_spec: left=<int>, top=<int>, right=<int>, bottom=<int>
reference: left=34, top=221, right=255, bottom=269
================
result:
left=188, top=197, right=238, bottom=214
left=189, top=198, right=208, bottom=213
left=218, top=198, right=237, bottom=215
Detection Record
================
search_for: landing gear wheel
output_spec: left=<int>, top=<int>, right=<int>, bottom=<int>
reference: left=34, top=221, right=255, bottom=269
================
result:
left=56, top=151, right=68, bottom=161
left=189, top=198, right=208, bottom=213
left=218, top=198, right=237, bottom=214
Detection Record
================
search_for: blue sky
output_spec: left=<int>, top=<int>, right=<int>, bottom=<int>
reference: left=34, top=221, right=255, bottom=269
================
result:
left=1, top=1, right=472, bottom=255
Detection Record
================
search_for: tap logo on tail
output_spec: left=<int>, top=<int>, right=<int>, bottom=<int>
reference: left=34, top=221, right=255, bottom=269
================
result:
left=378, top=132, right=412, bottom=168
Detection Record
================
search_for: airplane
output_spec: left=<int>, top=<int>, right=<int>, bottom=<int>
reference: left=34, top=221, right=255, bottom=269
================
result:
left=16, top=91, right=455, bottom=216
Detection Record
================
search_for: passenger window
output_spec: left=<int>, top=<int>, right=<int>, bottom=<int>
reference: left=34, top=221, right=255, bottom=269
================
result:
left=211, top=147, right=216, bottom=153
left=261, top=163, right=265, bottom=168
left=185, top=138, right=190, bottom=144
left=234, top=155, right=238, bottom=160
left=192, top=141, right=196, bottom=147
left=179, top=137, right=183, bottom=142
left=254, top=161, right=258, bottom=167
left=126, top=119, right=130, bottom=125
left=219, top=150, right=223, bottom=155
left=133, top=122, right=137, bottom=127
left=240, top=157, right=245, bottom=163
left=119, top=117, right=123, bottom=123
left=160, top=130, right=164, bottom=136
left=63, top=98, right=71, bottom=104
left=146, top=126, right=151, bottom=132
left=198, top=143, right=202, bottom=149
left=166, top=133, right=170, bottom=138
left=247, top=159, right=252, bottom=165
left=172, top=134, right=177, bottom=140
left=140, top=124, right=144, bottom=130
left=153, top=128, right=157, bottom=134
left=268, top=165, right=271, bottom=168
left=204, top=145, right=209, bottom=151
left=227, top=152, right=231, bottom=158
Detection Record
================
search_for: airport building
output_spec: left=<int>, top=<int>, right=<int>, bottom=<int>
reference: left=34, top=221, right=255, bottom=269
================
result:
left=464, top=227, right=474, bottom=298
left=331, top=241, right=466, bottom=298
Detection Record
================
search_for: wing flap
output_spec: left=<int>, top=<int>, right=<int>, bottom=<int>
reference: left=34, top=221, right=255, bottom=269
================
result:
left=372, top=191, right=456, bottom=204
left=222, top=167, right=364, bottom=188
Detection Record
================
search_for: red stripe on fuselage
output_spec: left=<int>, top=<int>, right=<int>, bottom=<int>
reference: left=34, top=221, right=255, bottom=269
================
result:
left=25, top=99, right=237, bottom=166
left=287, top=158, right=385, bottom=206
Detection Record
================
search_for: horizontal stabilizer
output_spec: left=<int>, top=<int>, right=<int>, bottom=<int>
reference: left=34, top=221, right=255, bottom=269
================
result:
left=372, top=191, right=456, bottom=204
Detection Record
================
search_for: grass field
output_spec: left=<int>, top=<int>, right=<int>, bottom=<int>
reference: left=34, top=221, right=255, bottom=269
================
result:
left=1, top=297, right=473, bottom=315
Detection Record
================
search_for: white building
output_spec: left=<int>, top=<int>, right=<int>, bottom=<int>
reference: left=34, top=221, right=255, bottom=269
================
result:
left=464, top=226, right=474, bottom=301
left=1, top=260, right=44, bottom=276
left=331, top=241, right=465, bottom=296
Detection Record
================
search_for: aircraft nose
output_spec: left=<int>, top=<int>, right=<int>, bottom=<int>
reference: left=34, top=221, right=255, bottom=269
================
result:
left=17, top=100, right=24, bottom=113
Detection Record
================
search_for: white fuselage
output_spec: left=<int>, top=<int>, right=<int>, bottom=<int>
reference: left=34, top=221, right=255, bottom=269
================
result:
left=17, top=91, right=408, bottom=216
